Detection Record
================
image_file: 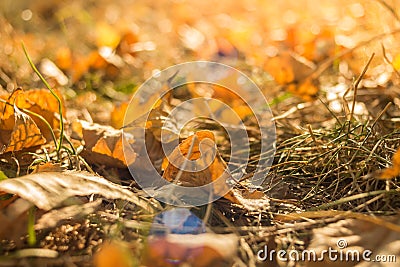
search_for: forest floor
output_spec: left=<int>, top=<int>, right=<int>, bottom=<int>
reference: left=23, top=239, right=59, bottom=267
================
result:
left=0, top=0, right=400, bottom=266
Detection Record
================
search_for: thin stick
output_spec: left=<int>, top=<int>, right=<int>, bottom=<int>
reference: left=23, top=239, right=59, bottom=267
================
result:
left=370, top=102, right=392, bottom=130
left=307, top=124, right=320, bottom=151
left=376, top=0, right=400, bottom=23
left=381, top=43, right=400, bottom=79
left=349, top=53, right=375, bottom=123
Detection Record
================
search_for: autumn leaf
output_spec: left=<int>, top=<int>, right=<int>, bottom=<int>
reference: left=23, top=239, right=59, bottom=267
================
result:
left=0, top=105, right=45, bottom=154
left=188, top=83, right=254, bottom=123
left=263, top=51, right=318, bottom=101
left=372, top=147, right=400, bottom=180
left=0, top=170, right=155, bottom=212
left=111, top=101, right=129, bottom=129
left=162, top=130, right=249, bottom=204
left=0, top=88, right=65, bottom=142
left=74, top=120, right=137, bottom=168
left=142, top=233, right=237, bottom=267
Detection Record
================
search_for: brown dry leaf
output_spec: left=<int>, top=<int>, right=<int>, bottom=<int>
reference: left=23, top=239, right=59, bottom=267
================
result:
left=76, top=120, right=136, bottom=168
left=226, top=187, right=270, bottom=211
left=162, top=130, right=234, bottom=201
left=0, top=170, right=155, bottom=212
left=373, top=147, right=400, bottom=180
left=142, top=233, right=237, bottom=267
left=0, top=105, right=45, bottom=154
left=32, top=162, right=65, bottom=173
left=305, top=217, right=400, bottom=267
left=263, top=51, right=318, bottom=101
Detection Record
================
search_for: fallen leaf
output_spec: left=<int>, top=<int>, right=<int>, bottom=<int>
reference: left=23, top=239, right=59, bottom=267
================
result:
left=263, top=51, right=318, bottom=101
left=226, top=187, right=270, bottom=211
left=373, top=147, right=400, bottom=180
left=162, top=130, right=233, bottom=199
left=143, top=234, right=237, bottom=267
left=0, top=88, right=65, bottom=142
left=35, top=199, right=102, bottom=230
left=110, top=101, right=129, bottom=129
left=0, top=170, right=155, bottom=212
left=75, top=120, right=137, bottom=168
left=0, top=105, right=45, bottom=153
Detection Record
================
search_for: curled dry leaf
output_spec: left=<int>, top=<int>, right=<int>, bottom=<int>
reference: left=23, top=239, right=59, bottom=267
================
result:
left=0, top=88, right=65, bottom=143
left=162, top=130, right=233, bottom=199
left=226, top=187, right=270, bottom=211
left=73, top=120, right=136, bottom=168
left=0, top=170, right=155, bottom=213
left=0, top=105, right=45, bottom=154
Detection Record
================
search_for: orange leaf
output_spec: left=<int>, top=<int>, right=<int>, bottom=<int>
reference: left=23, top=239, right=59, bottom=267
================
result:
left=94, top=240, right=134, bottom=267
left=376, top=147, right=400, bottom=180
left=0, top=88, right=65, bottom=141
left=0, top=105, right=45, bottom=154
left=162, top=130, right=232, bottom=199
left=77, top=120, right=136, bottom=168
left=264, top=51, right=318, bottom=101
left=110, top=102, right=129, bottom=129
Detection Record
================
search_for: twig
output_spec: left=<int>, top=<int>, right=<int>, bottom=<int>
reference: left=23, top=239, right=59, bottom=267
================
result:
left=349, top=53, right=375, bottom=123
left=376, top=0, right=400, bottom=23
left=381, top=43, right=400, bottom=79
